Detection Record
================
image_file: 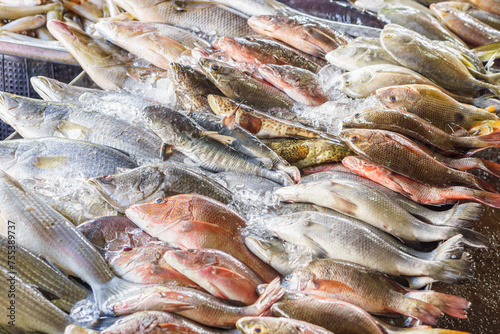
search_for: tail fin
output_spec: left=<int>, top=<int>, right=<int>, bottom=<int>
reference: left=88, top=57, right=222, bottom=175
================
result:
left=483, top=82, right=500, bottom=99
left=484, top=105, right=499, bottom=113
left=468, top=173, right=499, bottom=193
left=448, top=157, right=500, bottom=179
left=253, top=277, right=285, bottom=315
left=430, top=252, right=473, bottom=284
left=405, top=290, right=470, bottom=319
left=397, top=296, right=443, bottom=325
left=467, top=189, right=500, bottom=208
left=456, top=227, right=488, bottom=248
left=95, top=276, right=143, bottom=314
left=430, top=234, right=464, bottom=262
left=278, top=165, right=301, bottom=184
left=435, top=203, right=482, bottom=227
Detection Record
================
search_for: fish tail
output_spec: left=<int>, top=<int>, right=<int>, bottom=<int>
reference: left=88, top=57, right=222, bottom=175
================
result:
left=430, top=234, right=464, bottom=262
left=436, top=202, right=482, bottom=227
left=467, top=173, right=499, bottom=193
left=455, top=227, right=488, bottom=248
left=430, top=252, right=473, bottom=284
left=404, top=290, right=470, bottom=319
left=278, top=165, right=301, bottom=184
left=483, top=82, right=500, bottom=98
left=466, top=189, right=500, bottom=208
left=252, top=277, right=284, bottom=315
left=95, top=277, right=142, bottom=315
left=395, top=296, right=443, bottom=325
left=460, top=157, right=500, bottom=179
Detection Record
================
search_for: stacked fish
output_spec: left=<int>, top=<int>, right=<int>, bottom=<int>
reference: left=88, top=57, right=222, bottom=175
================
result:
left=0, top=0, right=499, bottom=333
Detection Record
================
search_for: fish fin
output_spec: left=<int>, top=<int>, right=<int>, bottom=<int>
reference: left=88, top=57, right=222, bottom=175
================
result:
left=431, top=252, right=473, bottom=284
left=470, top=173, right=500, bottom=193
left=309, top=279, right=355, bottom=294
left=57, top=120, right=89, bottom=138
left=434, top=202, right=482, bottom=227
left=405, top=290, right=470, bottom=319
left=175, top=0, right=216, bottom=11
left=97, top=276, right=143, bottom=314
left=302, top=235, right=328, bottom=258
left=455, top=227, right=488, bottom=248
left=221, top=104, right=239, bottom=130
left=203, top=131, right=236, bottom=145
left=468, top=189, right=500, bottom=208
left=431, top=234, right=464, bottom=262
left=397, top=297, right=443, bottom=325
left=278, top=165, right=301, bottom=184
left=33, top=156, right=69, bottom=169
left=308, top=27, right=340, bottom=52
left=476, top=129, right=500, bottom=143
left=160, top=143, right=173, bottom=161
left=484, top=105, right=499, bottom=113
left=254, top=277, right=284, bottom=314
left=237, top=112, right=262, bottom=135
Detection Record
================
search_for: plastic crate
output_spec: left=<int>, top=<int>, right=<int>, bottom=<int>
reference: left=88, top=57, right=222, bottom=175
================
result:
left=0, top=54, right=84, bottom=139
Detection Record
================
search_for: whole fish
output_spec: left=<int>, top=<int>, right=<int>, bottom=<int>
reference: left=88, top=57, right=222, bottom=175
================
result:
left=237, top=316, right=334, bottom=334
left=214, top=37, right=321, bottom=73
left=258, top=64, right=329, bottom=106
left=77, top=216, right=159, bottom=251
left=0, top=92, right=163, bottom=163
left=376, top=84, right=499, bottom=133
left=266, top=211, right=472, bottom=282
left=275, top=180, right=486, bottom=246
left=111, top=0, right=253, bottom=36
left=198, top=58, right=296, bottom=110
left=163, top=248, right=264, bottom=304
left=272, top=296, right=386, bottom=334
left=0, top=267, right=70, bottom=333
left=326, top=39, right=400, bottom=71
left=339, top=128, right=498, bottom=192
left=343, top=156, right=500, bottom=208
left=0, top=236, right=88, bottom=313
left=125, top=194, right=280, bottom=282
left=95, top=21, right=209, bottom=69
left=248, top=15, right=351, bottom=57
left=469, top=0, right=500, bottom=15
left=109, top=277, right=283, bottom=328
left=342, top=107, right=500, bottom=155
left=102, top=311, right=239, bottom=334
left=0, top=14, right=45, bottom=32
left=143, top=105, right=294, bottom=185
left=0, top=2, right=62, bottom=19
left=106, top=243, right=201, bottom=288
left=262, top=138, right=353, bottom=169
left=0, top=170, right=134, bottom=309
left=380, top=24, right=500, bottom=96
left=0, top=138, right=138, bottom=181
left=282, top=259, right=470, bottom=325
left=431, top=2, right=500, bottom=46
left=89, top=162, right=234, bottom=212
left=457, top=2, right=500, bottom=30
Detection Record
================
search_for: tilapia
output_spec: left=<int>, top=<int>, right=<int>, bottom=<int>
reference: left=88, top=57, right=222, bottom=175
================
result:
left=258, top=64, right=329, bottom=106
left=89, top=162, right=234, bottom=212
left=237, top=316, right=334, bottom=334
left=143, top=105, right=294, bottom=185
left=266, top=211, right=472, bottom=282
left=198, top=58, right=296, bottom=110
left=163, top=248, right=264, bottom=304
left=0, top=267, right=70, bottom=333
left=339, top=128, right=498, bottom=192
left=282, top=259, right=470, bottom=325
left=109, top=277, right=284, bottom=328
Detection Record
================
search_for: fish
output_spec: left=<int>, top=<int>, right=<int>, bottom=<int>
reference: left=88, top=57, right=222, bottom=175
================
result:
left=125, top=194, right=280, bottom=282
left=470, top=0, right=500, bottom=15
left=210, top=171, right=281, bottom=195
left=63, top=0, right=103, bottom=22
left=431, top=2, right=500, bottom=46
left=248, top=15, right=351, bottom=57
left=272, top=296, right=386, bottom=334
left=94, top=21, right=210, bottom=69
left=111, top=0, right=253, bottom=36
left=89, top=162, right=234, bottom=212
left=143, top=105, right=294, bottom=185
left=339, top=128, right=498, bottom=193
left=163, top=248, right=264, bottom=304
left=342, top=156, right=500, bottom=208
left=198, top=58, right=296, bottom=110
left=168, top=62, right=223, bottom=113
left=109, top=277, right=284, bottom=328
left=380, top=24, right=500, bottom=96
left=378, top=4, right=465, bottom=45
left=283, top=259, right=470, bottom=324
left=237, top=316, right=334, bottom=334
left=258, top=64, right=329, bottom=106
left=0, top=137, right=138, bottom=181
left=266, top=211, right=472, bottom=282
left=0, top=14, right=45, bottom=32
left=105, top=243, right=201, bottom=288
left=77, top=216, right=159, bottom=251
left=101, top=311, right=239, bottom=334
left=64, top=324, right=100, bottom=334
left=0, top=170, right=135, bottom=309
left=353, top=0, right=434, bottom=16
left=0, top=267, right=71, bottom=333
left=214, top=36, right=321, bottom=73
left=275, top=180, right=486, bottom=247
left=325, top=38, right=400, bottom=71
left=342, top=107, right=500, bottom=155
left=458, top=2, right=500, bottom=30
left=261, top=138, right=353, bottom=169
left=0, top=235, right=88, bottom=312
left=376, top=84, right=500, bottom=133
left=0, top=2, right=62, bottom=19
left=245, top=236, right=315, bottom=276
left=0, top=91, right=163, bottom=163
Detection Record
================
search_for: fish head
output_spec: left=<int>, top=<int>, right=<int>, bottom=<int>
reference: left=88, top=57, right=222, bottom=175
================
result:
left=341, top=107, right=376, bottom=128
left=380, top=25, right=415, bottom=52
left=376, top=85, right=422, bottom=108
left=247, top=15, right=285, bottom=35
left=142, top=105, right=200, bottom=143
left=30, top=76, right=66, bottom=101
left=96, top=20, right=154, bottom=41
left=340, top=69, right=374, bottom=98
left=236, top=316, right=278, bottom=334
left=214, top=37, right=259, bottom=63
left=103, top=311, right=161, bottom=333
left=245, top=236, right=284, bottom=262
left=430, top=3, right=459, bottom=22
left=207, top=94, right=234, bottom=115
left=198, top=58, right=234, bottom=87
left=341, top=156, right=374, bottom=173
left=338, top=128, right=381, bottom=155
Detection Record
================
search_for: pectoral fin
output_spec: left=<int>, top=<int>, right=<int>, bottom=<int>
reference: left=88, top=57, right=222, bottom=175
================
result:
left=203, top=131, right=236, bottom=145
left=33, top=156, right=69, bottom=169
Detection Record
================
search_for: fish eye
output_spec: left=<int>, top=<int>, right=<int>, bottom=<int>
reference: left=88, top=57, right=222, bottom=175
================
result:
left=390, top=96, right=397, bottom=102
left=123, top=247, right=133, bottom=252
left=254, top=328, right=262, bottom=333
left=354, top=113, right=360, bottom=118
left=103, top=175, right=113, bottom=179
left=344, top=80, right=350, bottom=86
left=155, top=198, right=163, bottom=203
left=284, top=274, right=291, bottom=281
left=211, top=64, right=219, bottom=70
left=187, top=249, right=196, bottom=253
left=351, top=135, right=359, bottom=141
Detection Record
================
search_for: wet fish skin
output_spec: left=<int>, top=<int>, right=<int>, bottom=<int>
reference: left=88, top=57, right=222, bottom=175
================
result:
left=265, top=211, right=473, bottom=282
left=258, top=64, right=329, bottom=106
left=470, top=0, right=500, bottom=15
left=210, top=172, right=281, bottom=195
left=89, top=162, right=234, bottom=212
left=340, top=128, right=498, bottom=193
left=0, top=2, right=62, bottom=19
left=237, top=316, right=334, bottom=334
left=143, top=105, right=293, bottom=185
left=214, top=36, right=321, bottom=73
left=0, top=236, right=88, bottom=313
left=198, top=58, right=296, bottom=110
left=0, top=14, right=45, bottom=32
left=460, top=2, right=500, bottom=30
left=248, top=15, right=351, bottom=57
left=0, top=267, right=70, bottom=333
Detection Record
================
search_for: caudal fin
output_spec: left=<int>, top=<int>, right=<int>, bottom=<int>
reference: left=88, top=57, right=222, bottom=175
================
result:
left=456, top=227, right=488, bottom=248
left=397, top=296, right=443, bottom=325
left=467, top=189, right=500, bottom=208
left=254, top=277, right=284, bottom=315
left=430, top=252, right=473, bottom=284
left=430, top=234, right=465, bottom=261
left=437, top=203, right=482, bottom=227
left=95, top=277, right=143, bottom=315
left=448, top=157, right=500, bottom=179
left=468, top=173, right=499, bottom=193
left=405, top=290, right=470, bottom=319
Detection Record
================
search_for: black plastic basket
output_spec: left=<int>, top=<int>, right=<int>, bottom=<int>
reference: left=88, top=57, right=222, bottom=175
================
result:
left=0, top=54, right=84, bottom=140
